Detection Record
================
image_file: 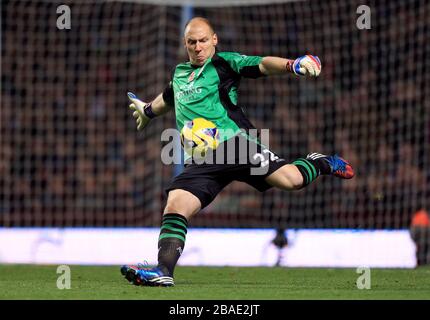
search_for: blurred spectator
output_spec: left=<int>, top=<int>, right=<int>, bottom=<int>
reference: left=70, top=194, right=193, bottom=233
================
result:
left=410, top=209, right=430, bottom=265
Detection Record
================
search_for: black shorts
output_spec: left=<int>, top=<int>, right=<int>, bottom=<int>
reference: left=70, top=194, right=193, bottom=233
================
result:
left=165, top=134, right=287, bottom=209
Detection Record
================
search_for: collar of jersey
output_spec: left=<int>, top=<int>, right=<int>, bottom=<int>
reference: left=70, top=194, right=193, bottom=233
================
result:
left=189, top=58, right=211, bottom=80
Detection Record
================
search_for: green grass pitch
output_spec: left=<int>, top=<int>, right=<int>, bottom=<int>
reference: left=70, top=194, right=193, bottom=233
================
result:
left=1, top=265, right=429, bottom=300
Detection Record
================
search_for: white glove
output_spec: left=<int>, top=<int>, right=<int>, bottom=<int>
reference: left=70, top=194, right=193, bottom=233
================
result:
left=292, top=55, right=322, bottom=77
left=127, top=92, right=151, bottom=131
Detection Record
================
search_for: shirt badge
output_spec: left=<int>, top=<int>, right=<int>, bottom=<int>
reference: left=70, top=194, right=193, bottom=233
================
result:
left=188, top=71, right=195, bottom=82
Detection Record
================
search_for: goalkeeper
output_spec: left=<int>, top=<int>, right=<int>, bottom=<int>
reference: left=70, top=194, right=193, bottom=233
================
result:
left=121, top=17, right=354, bottom=287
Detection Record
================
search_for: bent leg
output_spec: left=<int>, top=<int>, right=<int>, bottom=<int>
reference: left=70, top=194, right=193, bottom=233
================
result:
left=266, top=153, right=355, bottom=191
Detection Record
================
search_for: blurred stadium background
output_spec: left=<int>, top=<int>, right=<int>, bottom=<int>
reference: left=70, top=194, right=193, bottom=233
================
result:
left=1, top=0, right=429, bottom=267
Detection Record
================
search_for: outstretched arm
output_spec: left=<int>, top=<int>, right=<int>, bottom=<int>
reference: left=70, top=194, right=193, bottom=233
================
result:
left=127, top=92, right=172, bottom=131
left=259, top=55, right=321, bottom=77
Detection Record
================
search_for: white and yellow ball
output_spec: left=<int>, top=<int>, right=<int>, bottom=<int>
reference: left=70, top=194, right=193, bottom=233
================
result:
left=180, top=118, right=220, bottom=158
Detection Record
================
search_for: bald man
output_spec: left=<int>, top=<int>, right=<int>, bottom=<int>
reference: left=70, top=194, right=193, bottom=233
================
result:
left=122, top=17, right=354, bottom=287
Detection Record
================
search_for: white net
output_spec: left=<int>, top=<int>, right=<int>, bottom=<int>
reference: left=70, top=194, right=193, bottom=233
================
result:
left=1, top=0, right=429, bottom=242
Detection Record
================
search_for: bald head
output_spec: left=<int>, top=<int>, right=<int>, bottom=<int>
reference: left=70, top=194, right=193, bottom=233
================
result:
left=184, top=17, right=215, bottom=36
left=183, top=17, right=218, bottom=66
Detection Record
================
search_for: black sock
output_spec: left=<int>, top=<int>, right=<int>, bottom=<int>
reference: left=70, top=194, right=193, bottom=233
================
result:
left=292, top=157, right=331, bottom=187
left=157, top=213, right=188, bottom=277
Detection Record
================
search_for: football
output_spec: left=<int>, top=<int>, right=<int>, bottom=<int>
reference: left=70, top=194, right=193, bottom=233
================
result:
left=180, top=118, right=220, bottom=158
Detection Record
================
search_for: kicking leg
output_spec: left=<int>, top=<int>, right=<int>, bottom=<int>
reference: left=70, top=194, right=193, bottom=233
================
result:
left=266, top=153, right=354, bottom=190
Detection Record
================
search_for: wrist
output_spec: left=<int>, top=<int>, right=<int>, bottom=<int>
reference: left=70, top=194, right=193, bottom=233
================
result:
left=285, top=59, right=295, bottom=73
left=143, top=102, right=157, bottom=119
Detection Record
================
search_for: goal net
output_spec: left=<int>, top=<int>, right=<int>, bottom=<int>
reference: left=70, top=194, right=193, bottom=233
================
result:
left=1, top=0, right=429, bottom=244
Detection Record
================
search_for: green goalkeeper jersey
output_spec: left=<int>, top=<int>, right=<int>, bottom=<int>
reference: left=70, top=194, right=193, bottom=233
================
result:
left=162, top=51, right=264, bottom=145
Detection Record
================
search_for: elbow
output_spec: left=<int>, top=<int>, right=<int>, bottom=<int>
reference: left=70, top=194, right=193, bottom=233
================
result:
left=258, top=63, right=269, bottom=76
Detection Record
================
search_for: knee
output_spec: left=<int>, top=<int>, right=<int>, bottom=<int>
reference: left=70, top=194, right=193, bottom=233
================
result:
left=164, top=189, right=201, bottom=218
left=164, top=196, right=185, bottom=214
left=164, top=201, right=185, bottom=215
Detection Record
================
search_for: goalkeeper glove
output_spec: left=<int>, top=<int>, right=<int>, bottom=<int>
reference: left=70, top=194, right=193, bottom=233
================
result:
left=127, top=92, right=155, bottom=131
left=289, top=55, right=322, bottom=77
